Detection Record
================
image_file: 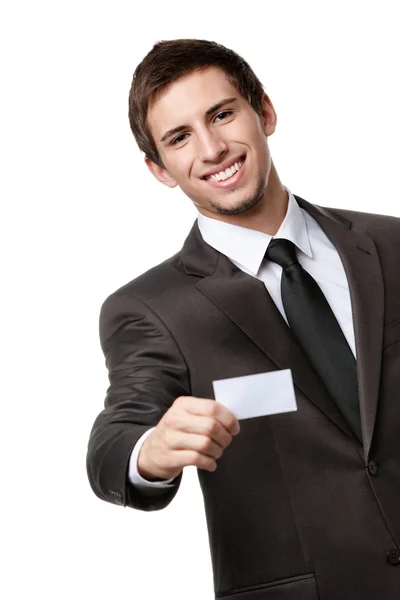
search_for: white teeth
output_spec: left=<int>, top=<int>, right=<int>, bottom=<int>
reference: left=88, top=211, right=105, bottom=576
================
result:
left=207, top=159, right=244, bottom=183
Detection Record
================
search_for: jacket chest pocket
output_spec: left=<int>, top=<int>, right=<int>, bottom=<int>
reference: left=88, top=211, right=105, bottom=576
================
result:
left=216, top=573, right=320, bottom=599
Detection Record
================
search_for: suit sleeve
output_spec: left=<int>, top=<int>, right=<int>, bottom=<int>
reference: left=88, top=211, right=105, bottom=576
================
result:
left=86, top=291, right=191, bottom=511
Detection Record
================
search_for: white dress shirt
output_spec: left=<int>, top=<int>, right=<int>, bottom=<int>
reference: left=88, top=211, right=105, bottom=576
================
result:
left=128, top=187, right=357, bottom=490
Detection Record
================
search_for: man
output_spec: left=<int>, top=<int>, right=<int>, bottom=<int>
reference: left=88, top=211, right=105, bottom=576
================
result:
left=87, top=39, right=400, bottom=599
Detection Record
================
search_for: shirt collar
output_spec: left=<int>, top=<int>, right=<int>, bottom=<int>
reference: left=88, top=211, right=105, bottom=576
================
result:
left=197, top=187, right=313, bottom=276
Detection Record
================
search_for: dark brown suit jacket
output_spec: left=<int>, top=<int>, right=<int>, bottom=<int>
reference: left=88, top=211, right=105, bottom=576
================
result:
left=87, top=195, right=400, bottom=599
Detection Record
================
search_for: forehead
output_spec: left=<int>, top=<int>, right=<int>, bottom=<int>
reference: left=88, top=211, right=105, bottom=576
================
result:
left=147, top=67, right=242, bottom=138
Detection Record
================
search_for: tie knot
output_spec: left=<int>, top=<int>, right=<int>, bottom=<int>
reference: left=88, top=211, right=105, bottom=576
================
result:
left=265, top=238, right=299, bottom=270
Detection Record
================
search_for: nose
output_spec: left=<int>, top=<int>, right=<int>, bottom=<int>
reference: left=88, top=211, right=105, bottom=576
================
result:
left=197, top=129, right=228, bottom=162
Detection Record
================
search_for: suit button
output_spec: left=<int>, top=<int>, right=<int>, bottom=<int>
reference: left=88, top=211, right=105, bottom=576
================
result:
left=368, top=461, right=378, bottom=476
left=387, top=549, right=400, bottom=565
left=110, top=489, right=123, bottom=504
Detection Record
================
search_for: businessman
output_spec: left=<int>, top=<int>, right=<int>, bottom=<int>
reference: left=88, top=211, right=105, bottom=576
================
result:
left=87, top=39, right=400, bottom=599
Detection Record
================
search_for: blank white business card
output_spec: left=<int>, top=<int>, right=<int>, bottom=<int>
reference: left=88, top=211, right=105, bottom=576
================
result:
left=212, top=369, right=297, bottom=420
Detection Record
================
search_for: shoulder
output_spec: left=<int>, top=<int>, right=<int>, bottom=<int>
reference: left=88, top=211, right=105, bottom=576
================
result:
left=326, top=205, right=400, bottom=238
left=321, top=206, right=400, bottom=275
left=99, top=248, right=197, bottom=324
left=109, top=251, right=184, bottom=297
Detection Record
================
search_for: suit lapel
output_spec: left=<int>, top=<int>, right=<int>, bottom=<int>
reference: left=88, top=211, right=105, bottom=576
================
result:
left=181, top=196, right=384, bottom=459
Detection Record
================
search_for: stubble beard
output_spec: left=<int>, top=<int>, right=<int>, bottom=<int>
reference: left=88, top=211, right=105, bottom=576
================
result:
left=208, top=168, right=266, bottom=216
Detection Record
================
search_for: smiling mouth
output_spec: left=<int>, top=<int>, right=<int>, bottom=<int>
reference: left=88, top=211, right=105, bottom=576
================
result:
left=202, top=155, right=246, bottom=182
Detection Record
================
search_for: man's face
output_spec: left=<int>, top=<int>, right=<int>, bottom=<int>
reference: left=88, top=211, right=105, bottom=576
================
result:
left=145, top=67, right=277, bottom=218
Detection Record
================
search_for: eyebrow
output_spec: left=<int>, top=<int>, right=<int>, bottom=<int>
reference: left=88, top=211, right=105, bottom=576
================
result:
left=159, top=96, right=239, bottom=143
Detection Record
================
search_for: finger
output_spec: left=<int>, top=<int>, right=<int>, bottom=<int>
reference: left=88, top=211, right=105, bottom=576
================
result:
left=170, top=413, right=234, bottom=449
left=169, top=431, right=224, bottom=459
left=180, top=396, right=240, bottom=436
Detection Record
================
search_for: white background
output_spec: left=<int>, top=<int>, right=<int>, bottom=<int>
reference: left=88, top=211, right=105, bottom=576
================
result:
left=2, top=1, right=399, bottom=598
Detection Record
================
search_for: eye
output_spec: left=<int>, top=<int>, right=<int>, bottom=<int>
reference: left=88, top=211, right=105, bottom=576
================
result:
left=171, top=133, right=188, bottom=146
left=214, top=110, right=233, bottom=122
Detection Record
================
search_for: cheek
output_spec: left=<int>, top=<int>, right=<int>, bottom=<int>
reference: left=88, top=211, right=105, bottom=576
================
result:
left=253, top=130, right=270, bottom=164
left=161, top=156, right=191, bottom=187
left=173, top=152, right=194, bottom=181
left=234, top=119, right=269, bottom=157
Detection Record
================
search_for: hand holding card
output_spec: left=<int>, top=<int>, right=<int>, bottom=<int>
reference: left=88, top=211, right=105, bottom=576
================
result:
left=212, top=369, right=297, bottom=420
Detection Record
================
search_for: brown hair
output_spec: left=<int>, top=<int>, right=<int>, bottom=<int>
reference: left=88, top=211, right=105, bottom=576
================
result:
left=128, top=39, right=265, bottom=167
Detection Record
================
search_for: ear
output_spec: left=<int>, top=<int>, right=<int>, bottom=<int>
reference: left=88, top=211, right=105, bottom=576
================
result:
left=145, top=157, right=178, bottom=188
left=260, top=93, right=277, bottom=137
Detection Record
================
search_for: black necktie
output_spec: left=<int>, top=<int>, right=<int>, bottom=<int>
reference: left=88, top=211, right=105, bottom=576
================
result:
left=265, top=238, right=362, bottom=444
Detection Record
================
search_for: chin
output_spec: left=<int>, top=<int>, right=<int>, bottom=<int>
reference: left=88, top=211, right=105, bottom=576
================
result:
left=210, top=179, right=265, bottom=216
